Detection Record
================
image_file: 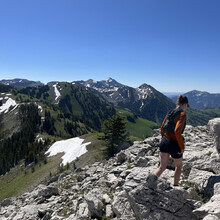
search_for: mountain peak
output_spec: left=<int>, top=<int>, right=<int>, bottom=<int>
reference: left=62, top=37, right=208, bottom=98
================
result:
left=138, top=83, right=151, bottom=89
left=187, top=90, right=210, bottom=95
left=101, top=77, right=119, bottom=84
left=106, top=77, right=114, bottom=82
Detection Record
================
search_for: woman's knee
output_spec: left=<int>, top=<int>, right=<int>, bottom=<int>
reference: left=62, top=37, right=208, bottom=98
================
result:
left=173, top=158, right=183, bottom=168
left=175, top=162, right=182, bottom=169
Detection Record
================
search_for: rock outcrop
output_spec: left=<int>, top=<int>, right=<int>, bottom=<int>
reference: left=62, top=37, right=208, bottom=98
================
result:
left=208, top=118, right=220, bottom=154
left=1, top=118, right=220, bottom=220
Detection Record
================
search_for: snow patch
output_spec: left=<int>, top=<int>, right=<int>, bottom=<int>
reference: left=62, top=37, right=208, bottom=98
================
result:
left=107, top=77, right=113, bottom=82
left=109, top=93, right=115, bottom=98
left=53, top=83, right=61, bottom=102
left=0, top=98, right=17, bottom=113
left=45, top=137, right=91, bottom=165
left=140, top=101, right=144, bottom=110
left=136, top=87, right=153, bottom=100
left=38, top=137, right=45, bottom=143
left=38, top=105, right=43, bottom=112
left=196, top=92, right=203, bottom=97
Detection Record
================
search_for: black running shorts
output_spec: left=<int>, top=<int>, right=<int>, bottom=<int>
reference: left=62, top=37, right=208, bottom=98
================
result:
left=159, top=136, right=183, bottom=159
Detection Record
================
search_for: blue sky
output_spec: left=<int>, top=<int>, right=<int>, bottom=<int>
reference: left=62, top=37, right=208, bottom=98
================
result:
left=0, top=0, right=220, bottom=93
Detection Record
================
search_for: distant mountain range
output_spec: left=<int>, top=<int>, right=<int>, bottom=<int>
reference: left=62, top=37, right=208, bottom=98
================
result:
left=0, top=78, right=44, bottom=87
left=171, top=90, right=220, bottom=109
left=74, top=78, right=175, bottom=123
left=0, top=78, right=175, bottom=123
left=1, top=77, right=220, bottom=112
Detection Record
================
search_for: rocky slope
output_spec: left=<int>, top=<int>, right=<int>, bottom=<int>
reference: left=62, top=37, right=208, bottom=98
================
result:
left=1, top=118, right=220, bottom=220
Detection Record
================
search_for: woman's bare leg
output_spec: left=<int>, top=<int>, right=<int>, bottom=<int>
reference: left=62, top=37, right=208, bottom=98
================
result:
left=173, top=157, right=183, bottom=185
left=154, top=152, right=170, bottom=177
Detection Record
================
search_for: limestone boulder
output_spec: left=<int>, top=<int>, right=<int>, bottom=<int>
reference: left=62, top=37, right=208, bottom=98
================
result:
left=127, top=174, right=197, bottom=220
left=193, top=194, right=220, bottom=219
left=38, top=185, right=59, bottom=199
left=188, top=168, right=220, bottom=197
left=84, top=189, right=104, bottom=219
left=112, top=191, right=136, bottom=219
left=208, top=118, right=220, bottom=154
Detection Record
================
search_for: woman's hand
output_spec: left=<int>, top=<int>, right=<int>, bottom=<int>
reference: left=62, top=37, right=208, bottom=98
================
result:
left=177, top=149, right=184, bottom=155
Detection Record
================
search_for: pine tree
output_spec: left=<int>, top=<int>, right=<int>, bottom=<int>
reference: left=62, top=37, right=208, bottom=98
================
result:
left=102, top=114, right=128, bottom=157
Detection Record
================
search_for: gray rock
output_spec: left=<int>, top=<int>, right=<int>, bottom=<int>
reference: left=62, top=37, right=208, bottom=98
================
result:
left=214, top=183, right=220, bottom=195
left=188, top=168, right=220, bottom=197
left=116, top=151, right=127, bottom=164
left=105, top=173, right=123, bottom=188
left=102, top=194, right=112, bottom=204
left=120, top=169, right=131, bottom=179
left=193, top=194, right=220, bottom=219
left=38, top=185, right=59, bottom=198
left=208, top=118, right=220, bottom=154
left=77, top=175, right=86, bottom=182
left=106, top=204, right=113, bottom=218
left=76, top=202, right=90, bottom=218
left=203, top=214, right=220, bottom=220
left=20, top=204, right=48, bottom=216
left=123, top=167, right=153, bottom=190
left=51, top=216, right=64, bottom=220
left=134, top=156, right=150, bottom=167
left=85, top=189, right=103, bottom=219
left=127, top=174, right=197, bottom=220
left=143, top=136, right=160, bottom=147
left=0, top=198, right=12, bottom=207
left=112, top=191, right=135, bottom=219
left=186, top=187, right=201, bottom=201
left=38, top=209, right=46, bottom=218
left=65, top=214, right=77, bottom=220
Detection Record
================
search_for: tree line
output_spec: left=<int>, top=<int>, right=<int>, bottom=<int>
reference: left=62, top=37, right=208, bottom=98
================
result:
left=0, top=104, right=49, bottom=175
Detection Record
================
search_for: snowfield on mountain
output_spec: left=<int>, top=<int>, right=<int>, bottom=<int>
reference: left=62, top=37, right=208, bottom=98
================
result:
left=0, top=97, right=17, bottom=113
left=45, top=137, right=91, bottom=166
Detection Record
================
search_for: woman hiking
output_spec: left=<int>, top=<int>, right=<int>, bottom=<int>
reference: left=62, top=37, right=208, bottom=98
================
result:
left=154, top=95, right=190, bottom=186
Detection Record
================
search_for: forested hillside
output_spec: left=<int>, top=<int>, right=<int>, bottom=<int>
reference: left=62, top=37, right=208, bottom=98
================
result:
left=0, top=83, right=116, bottom=175
left=0, top=104, right=49, bottom=175
left=186, top=108, right=220, bottom=126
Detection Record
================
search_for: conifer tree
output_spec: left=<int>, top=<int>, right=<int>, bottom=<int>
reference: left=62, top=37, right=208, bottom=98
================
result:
left=102, top=114, right=128, bottom=157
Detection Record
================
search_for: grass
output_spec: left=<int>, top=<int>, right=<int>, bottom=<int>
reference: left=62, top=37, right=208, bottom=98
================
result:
left=74, top=133, right=107, bottom=168
left=126, top=117, right=158, bottom=139
left=0, top=154, right=63, bottom=202
left=0, top=133, right=107, bottom=202
left=116, top=108, right=159, bottom=139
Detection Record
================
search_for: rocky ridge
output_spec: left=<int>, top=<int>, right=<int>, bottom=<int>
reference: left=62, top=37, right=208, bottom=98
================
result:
left=1, top=118, right=220, bottom=220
